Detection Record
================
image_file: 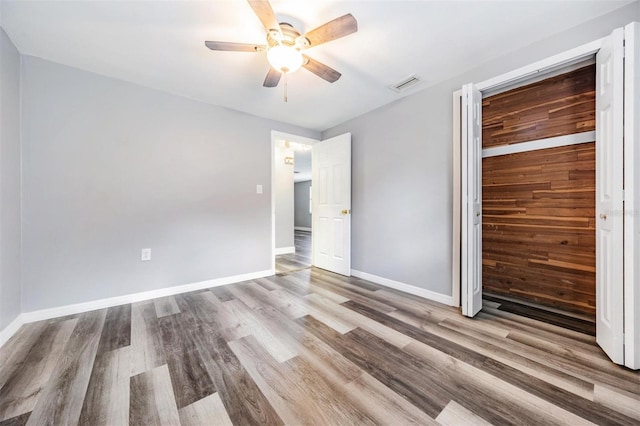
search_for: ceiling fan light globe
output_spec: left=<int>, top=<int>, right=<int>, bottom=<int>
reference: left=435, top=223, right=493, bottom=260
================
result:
left=267, top=45, right=303, bottom=74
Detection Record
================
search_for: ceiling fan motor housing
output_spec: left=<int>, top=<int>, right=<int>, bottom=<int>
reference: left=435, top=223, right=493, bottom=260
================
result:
left=267, top=23, right=308, bottom=49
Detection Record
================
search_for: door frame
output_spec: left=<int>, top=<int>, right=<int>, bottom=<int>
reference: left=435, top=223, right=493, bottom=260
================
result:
left=270, top=131, right=320, bottom=274
left=453, top=27, right=639, bottom=368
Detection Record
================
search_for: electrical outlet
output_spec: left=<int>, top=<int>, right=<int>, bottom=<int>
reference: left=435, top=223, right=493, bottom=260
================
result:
left=141, top=248, right=151, bottom=261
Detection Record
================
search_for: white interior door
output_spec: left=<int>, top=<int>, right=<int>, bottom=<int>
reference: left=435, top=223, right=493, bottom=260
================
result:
left=461, top=84, right=483, bottom=317
left=595, top=27, right=625, bottom=365
left=624, top=22, right=640, bottom=370
left=312, top=133, right=351, bottom=276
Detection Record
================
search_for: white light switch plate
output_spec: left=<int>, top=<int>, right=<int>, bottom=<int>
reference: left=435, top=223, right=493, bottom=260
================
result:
left=141, top=248, right=151, bottom=261
left=256, top=184, right=263, bottom=194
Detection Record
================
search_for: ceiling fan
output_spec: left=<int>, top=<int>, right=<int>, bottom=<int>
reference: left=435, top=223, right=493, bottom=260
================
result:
left=204, top=0, right=357, bottom=90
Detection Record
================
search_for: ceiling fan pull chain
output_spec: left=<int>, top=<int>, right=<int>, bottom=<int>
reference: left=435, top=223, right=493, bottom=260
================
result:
left=284, top=72, right=288, bottom=103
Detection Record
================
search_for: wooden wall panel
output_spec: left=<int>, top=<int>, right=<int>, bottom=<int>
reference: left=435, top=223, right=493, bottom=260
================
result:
left=482, top=65, right=595, bottom=149
left=481, top=65, right=596, bottom=317
left=482, top=142, right=595, bottom=315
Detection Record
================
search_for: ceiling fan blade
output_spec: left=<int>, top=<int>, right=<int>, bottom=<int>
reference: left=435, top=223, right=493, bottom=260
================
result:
left=302, top=55, right=341, bottom=83
left=205, top=41, right=266, bottom=52
left=247, top=0, right=281, bottom=34
left=298, top=14, right=357, bottom=48
left=263, top=67, right=282, bottom=87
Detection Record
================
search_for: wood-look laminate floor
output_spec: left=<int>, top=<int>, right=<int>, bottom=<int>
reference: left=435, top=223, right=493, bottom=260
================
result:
left=275, top=230, right=311, bottom=274
left=1, top=268, right=639, bottom=426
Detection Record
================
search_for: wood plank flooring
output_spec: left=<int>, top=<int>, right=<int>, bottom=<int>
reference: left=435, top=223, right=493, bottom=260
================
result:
left=0, top=267, right=638, bottom=425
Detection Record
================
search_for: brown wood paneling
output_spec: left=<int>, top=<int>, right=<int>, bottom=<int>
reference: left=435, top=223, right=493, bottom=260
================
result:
left=482, top=142, right=595, bottom=316
left=481, top=65, right=596, bottom=317
left=482, top=65, right=595, bottom=148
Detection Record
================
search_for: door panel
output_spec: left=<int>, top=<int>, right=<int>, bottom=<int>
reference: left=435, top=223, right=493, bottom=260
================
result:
left=332, top=218, right=344, bottom=259
left=595, top=28, right=624, bottom=365
left=312, top=133, right=351, bottom=276
left=624, top=22, right=640, bottom=370
left=461, top=83, right=483, bottom=317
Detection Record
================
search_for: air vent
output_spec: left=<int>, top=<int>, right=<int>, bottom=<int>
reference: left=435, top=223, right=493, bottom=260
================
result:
left=389, top=75, right=422, bottom=92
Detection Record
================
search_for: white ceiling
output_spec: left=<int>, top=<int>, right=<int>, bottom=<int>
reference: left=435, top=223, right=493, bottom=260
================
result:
left=0, top=0, right=633, bottom=131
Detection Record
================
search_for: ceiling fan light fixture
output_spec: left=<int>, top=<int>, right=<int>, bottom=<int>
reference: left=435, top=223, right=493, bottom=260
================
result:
left=267, top=45, right=303, bottom=74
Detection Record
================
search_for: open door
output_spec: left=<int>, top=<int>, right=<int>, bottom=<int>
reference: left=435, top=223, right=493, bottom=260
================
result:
left=595, top=27, right=625, bottom=365
left=312, top=133, right=351, bottom=276
left=624, top=22, right=640, bottom=370
left=461, top=84, right=483, bottom=317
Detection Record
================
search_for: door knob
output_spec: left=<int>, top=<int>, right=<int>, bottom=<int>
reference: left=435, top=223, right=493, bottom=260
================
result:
left=341, top=209, right=350, bottom=215
left=600, top=213, right=607, bottom=220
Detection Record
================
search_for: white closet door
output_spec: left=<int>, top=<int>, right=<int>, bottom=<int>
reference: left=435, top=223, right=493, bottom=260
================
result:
left=461, top=83, right=483, bottom=317
left=595, top=27, right=625, bottom=365
left=624, top=22, right=640, bottom=370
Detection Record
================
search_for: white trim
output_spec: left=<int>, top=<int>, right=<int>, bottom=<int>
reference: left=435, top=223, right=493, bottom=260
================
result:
left=0, top=314, right=26, bottom=348
left=477, top=37, right=604, bottom=93
left=294, top=226, right=311, bottom=232
left=624, top=21, right=640, bottom=370
left=351, top=270, right=456, bottom=307
left=18, top=269, right=273, bottom=325
left=452, top=89, right=462, bottom=307
left=274, top=246, right=295, bottom=255
left=481, top=58, right=596, bottom=98
left=482, top=131, right=596, bottom=158
left=271, top=134, right=276, bottom=273
left=271, top=131, right=320, bottom=147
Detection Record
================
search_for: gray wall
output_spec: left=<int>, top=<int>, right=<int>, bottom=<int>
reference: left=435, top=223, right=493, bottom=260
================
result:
left=322, top=4, right=640, bottom=297
left=294, top=180, right=312, bottom=229
left=21, top=56, right=318, bottom=312
left=0, top=27, right=22, bottom=330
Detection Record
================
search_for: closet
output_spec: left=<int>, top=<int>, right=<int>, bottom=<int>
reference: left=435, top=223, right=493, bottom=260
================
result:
left=481, top=65, right=596, bottom=326
left=457, top=23, right=640, bottom=369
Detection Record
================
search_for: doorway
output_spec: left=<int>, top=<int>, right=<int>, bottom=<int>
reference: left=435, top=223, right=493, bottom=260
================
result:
left=276, top=141, right=313, bottom=274
left=481, top=64, right=597, bottom=335
left=274, top=139, right=313, bottom=274
left=271, top=131, right=353, bottom=278
left=456, top=23, right=640, bottom=369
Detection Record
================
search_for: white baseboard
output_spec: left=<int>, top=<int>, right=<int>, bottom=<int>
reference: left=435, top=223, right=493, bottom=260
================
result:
left=294, top=226, right=311, bottom=232
left=351, top=269, right=456, bottom=306
left=0, top=314, right=26, bottom=348
left=274, top=246, right=295, bottom=255
left=3, top=269, right=274, bottom=342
